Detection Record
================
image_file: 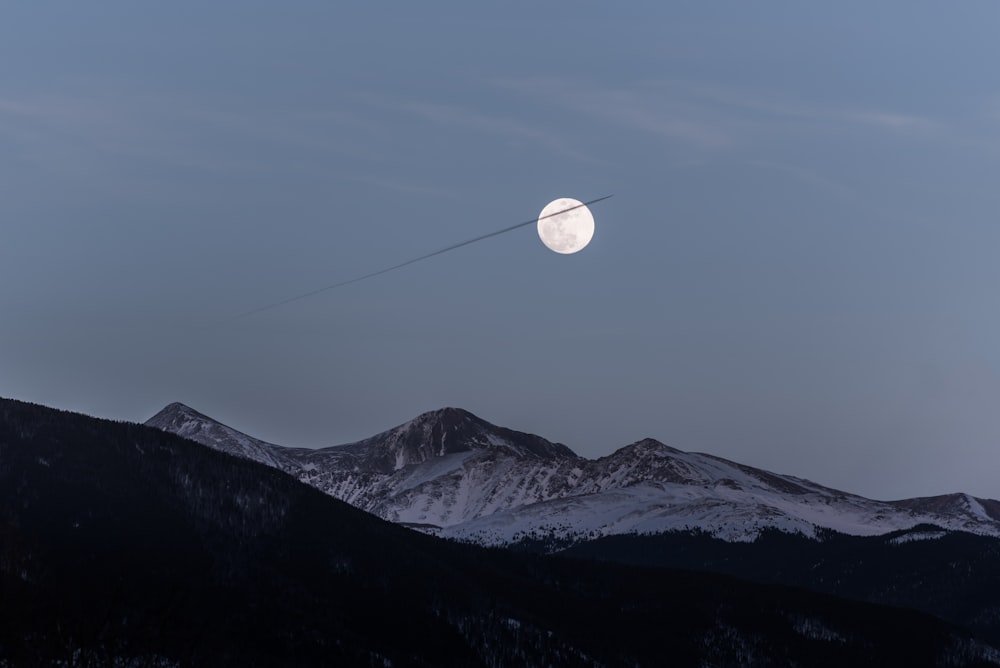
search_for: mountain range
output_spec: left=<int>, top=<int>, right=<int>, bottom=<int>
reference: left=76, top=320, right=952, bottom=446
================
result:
left=146, top=402, right=1000, bottom=546
left=8, top=396, right=998, bottom=666
left=145, top=401, right=1000, bottom=654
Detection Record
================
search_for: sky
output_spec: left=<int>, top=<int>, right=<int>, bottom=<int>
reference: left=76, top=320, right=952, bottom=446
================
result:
left=3, top=2, right=1000, bottom=501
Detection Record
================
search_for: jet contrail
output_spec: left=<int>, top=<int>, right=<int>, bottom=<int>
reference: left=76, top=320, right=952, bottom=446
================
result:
left=229, top=194, right=613, bottom=321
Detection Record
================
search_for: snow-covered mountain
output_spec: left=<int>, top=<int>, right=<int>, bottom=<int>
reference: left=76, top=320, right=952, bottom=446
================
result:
left=145, top=402, right=1000, bottom=545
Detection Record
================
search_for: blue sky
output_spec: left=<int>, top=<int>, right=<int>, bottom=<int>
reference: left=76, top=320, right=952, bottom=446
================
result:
left=3, top=2, right=1000, bottom=500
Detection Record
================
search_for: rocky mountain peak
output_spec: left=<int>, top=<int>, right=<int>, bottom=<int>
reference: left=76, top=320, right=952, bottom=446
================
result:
left=337, top=407, right=578, bottom=472
left=620, top=437, right=684, bottom=455
left=145, top=402, right=219, bottom=438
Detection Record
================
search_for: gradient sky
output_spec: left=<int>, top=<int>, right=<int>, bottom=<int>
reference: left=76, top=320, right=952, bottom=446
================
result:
left=3, top=2, right=1000, bottom=500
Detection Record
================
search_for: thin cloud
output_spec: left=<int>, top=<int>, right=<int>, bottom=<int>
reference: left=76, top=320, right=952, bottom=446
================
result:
left=350, top=174, right=462, bottom=199
left=661, top=80, right=942, bottom=134
left=494, top=77, right=732, bottom=148
left=496, top=77, right=945, bottom=146
left=387, top=98, right=603, bottom=164
left=745, top=159, right=861, bottom=202
left=840, top=111, right=939, bottom=133
left=577, top=93, right=730, bottom=148
left=0, top=90, right=400, bottom=178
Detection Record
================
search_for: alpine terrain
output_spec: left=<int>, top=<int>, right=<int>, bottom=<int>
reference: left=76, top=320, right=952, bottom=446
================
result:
left=8, top=396, right=998, bottom=666
left=147, top=402, right=1000, bottom=546
left=143, top=403, right=1000, bottom=648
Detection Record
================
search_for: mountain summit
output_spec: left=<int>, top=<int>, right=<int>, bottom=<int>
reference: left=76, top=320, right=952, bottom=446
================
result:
left=315, top=406, right=579, bottom=473
left=146, top=402, right=296, bottom=470
left=146, top=403, right=1000, bottom=544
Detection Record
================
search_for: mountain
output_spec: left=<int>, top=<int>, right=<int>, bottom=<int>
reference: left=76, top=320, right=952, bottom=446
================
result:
left=146, top=402, right=1000, bottom=544
left=8, top=396, right=999, bottom=666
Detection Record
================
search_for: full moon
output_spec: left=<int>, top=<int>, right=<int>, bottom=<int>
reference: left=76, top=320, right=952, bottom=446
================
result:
left=537, top=197, right=595, bottom=254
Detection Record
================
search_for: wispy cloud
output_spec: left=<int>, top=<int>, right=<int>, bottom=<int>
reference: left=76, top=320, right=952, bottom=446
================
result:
left=0, top=89, right=404, bottom=182
left=570, top=90, right=729, bottom=148
left=382, top=97, right=603, bottom=164
left=495, top=77, right=945, bottom=147
left=842, top=111, right=937, bottom=132
left=0, top=92, right=259, bottom=176
left=656, top=80, right=944, bottom=136
left=745, top=159, right=860, bottom=201
left=348, top=174, right=461, bottom=199
left=494, top=77, right=731, bottom=149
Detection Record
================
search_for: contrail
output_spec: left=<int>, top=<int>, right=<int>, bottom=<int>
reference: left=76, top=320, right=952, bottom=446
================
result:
left=229, top=194, right=613, bottom=320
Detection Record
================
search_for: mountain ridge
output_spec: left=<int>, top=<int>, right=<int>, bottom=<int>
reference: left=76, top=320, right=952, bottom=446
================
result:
left=145, top=401, right=1000, bottom=544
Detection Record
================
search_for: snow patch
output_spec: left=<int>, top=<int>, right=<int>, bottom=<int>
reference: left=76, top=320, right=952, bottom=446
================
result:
left=887, top=530, right=948, bottom=545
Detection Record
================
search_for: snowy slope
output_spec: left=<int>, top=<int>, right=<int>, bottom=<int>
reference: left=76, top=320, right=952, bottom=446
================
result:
left=145, top=403, right=1000, bottom=545
left=146, top=402, right=299, bottom=470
